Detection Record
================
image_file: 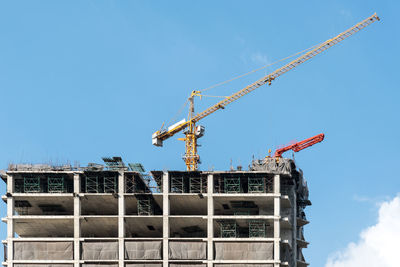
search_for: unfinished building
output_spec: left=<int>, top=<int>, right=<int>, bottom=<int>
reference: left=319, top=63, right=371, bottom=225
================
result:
left=1, top=157, right=311, bottom=267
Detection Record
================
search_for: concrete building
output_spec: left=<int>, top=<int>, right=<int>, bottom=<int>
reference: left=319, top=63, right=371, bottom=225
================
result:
left=1, top=157, right=310, bottom=267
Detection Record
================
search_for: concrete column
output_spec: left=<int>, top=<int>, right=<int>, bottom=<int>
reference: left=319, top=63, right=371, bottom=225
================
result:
left=273, top=174, right=281, bottom=267
left=6, top=173, right=14, bottom=193
left=292, top=186, right=297, bottom=265
left=6, top=174, right=14, bottom=267
left=162, top=172, right=169, bottom=267
left=118, top=171, right=125, bottom=267
left=207, top=174, right=214, bottom=267
left=73, top=173, right=81, bottom=267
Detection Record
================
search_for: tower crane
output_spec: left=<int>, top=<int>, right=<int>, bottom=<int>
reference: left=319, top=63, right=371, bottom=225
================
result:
left=152, top=13, right=380, bottom=171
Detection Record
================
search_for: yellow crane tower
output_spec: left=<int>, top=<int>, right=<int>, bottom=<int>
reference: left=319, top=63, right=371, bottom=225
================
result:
left=152, top=13, right=380, bottom=171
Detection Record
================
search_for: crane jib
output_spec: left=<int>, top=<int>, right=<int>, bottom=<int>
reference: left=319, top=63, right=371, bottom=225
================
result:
left=187, top=13, right=379, bottom=127
left=153, top=13, right=380, bottom=168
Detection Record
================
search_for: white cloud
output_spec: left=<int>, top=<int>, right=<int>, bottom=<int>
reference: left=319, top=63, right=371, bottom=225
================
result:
left=325, top=195, right=400, bottom=267
left=340, top=9, right=352, bottom=18
left=353, top=194, right=391, bottom=204
left=250, top=52, right=271, bottom=65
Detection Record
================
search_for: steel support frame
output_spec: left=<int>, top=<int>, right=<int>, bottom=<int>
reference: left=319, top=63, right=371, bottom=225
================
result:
left=249, top=220, right=266, bottom=237
left=125, top=175, right=135, bottom=193
left=189, top=176, right=206, bottom=193
left=104, top=176, right=117, bottom=193
left=86, top=176, right=99, bottom=193
left=171, top=176, right=184, bottom=193
left=224, top=177, right=240, bottom=193
left=48, top=177, right=65, bottom=193
left=137, top=196, right=154, bottom=216
left=248, top=176, right=264, bottom=193
left=24, top=177, right=40, bottom=193
left=219, top=220, right=238, bottom=238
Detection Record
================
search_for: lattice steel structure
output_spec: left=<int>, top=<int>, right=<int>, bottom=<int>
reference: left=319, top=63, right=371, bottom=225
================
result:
left=224, top=177, right=240, bottom=193
left=219, top=220, right=239, bottom=238
left=102, top=156, right=126, bottom=170
left=248, top=177, right=264, bottom=193
left=85, top=176, right=99, bottom=193
left=48, top=177, right=65, bottom=193
left=265, top=176, right=274, bottom=193
left=104, top=176, right=117, bottom=193
left=24, top=177, right=41, bottom=193
left=125, top=176, right=135, bottom=193
left=128, top=163, right=145, bottom=172
left=137, top=196, right=154, bottom=215
left=171, top=176, right=184, bottom=193
left=249, top=220, right=266, bottom=237
left=189, top=176, right=206, bottom=193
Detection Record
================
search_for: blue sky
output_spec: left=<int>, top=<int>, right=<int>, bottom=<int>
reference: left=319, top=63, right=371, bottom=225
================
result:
left=0, top=1, right=399, bottom=266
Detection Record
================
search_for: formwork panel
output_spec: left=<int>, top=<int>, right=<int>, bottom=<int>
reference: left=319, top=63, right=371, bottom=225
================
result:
left=15, top=265, right=73, bottom=267
left=125, top=241, right=162, bottom=260
left=169, top=241, right=206, bottom=260
left=14, top=241, right=73, bottom=260
left=214, top=242, right=273, bottom=260
left=81, top=241, right=118, bottom=260
left=214, top=265, right=273, bottom=267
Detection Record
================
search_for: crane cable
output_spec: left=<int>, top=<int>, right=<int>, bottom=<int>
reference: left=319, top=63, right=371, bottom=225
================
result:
left=163, top=99, right=189, bottom=132
left=163, top=42, right=324, bottom=129
left=199, top=42, right=323, bottom=93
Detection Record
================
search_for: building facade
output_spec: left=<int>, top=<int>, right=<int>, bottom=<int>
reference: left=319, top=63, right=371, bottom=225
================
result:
left=1, top=158, right=310, bottom=267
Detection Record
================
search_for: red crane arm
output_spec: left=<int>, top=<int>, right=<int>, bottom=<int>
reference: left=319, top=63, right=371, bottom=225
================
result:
left=274, top=133, right=325, bottom=157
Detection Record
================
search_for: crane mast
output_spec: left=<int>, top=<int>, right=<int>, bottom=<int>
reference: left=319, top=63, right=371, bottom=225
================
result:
left=181, top=91, right=201, bottom=171
left=152, top=13, right=380, bottom=171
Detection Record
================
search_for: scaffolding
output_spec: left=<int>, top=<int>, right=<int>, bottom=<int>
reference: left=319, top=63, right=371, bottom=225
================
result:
left=265, top=176, right=274, bottom=193
left=189, top=176, right=206, bottom=193
left=248, top=177, right=264, bottom=193
left=249, top=220, right=266, bottom=237
left=224, top=177, right=240, bottom=193
left=171, top=176, right=184, bottom=193
left=125, top=175, right=135, bottom=193
left=219, top=220, right=239, bottom=238
left=137, top=196, right=154, bottom=215
left=48, top=177, right=65, bottom=193
left=24, top=177, right=40, bottom=193
left=102, top=156, right=127, bottom=170
left=104, top=176, right=117, bottom=193
left=86, top=177, right=99, bottom=193
left=128, top=163, right=145, bottom=173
